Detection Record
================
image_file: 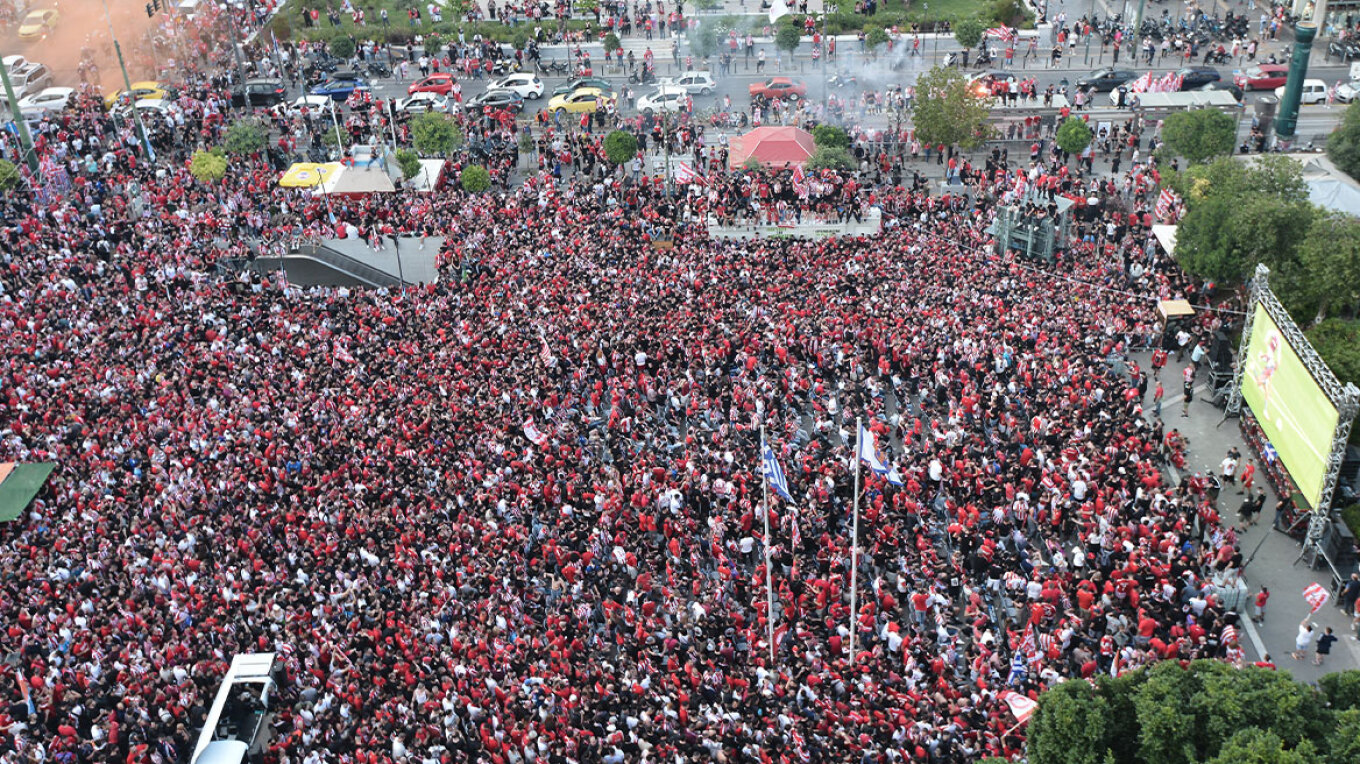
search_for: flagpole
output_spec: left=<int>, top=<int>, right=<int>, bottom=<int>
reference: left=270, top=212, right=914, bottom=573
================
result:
left=848, top=416, right=862, bottom=667
left=762, top=426, right=776, bottom=665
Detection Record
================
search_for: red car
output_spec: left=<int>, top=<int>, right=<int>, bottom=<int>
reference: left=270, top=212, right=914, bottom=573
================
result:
left=408, top=73, right=455, bottom=96
left=748, top=77, right=807, bottom=101
left=1233, top=64, right=1288, bottom=90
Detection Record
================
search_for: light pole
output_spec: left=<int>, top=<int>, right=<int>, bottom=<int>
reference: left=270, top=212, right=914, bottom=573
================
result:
left=100, top=0, right=155, bottom=162
left=0, top=60, right=38, bottom=174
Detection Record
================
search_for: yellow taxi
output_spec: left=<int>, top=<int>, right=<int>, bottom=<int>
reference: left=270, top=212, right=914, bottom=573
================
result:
left=104, top=81, right=171, bottom=110
left=17, top=8, right=59, bottom=41
left=547, top=87, right=616, bottom=115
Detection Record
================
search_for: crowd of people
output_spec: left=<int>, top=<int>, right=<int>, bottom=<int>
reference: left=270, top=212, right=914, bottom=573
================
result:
left=0, top=6, right=1276, bottom=764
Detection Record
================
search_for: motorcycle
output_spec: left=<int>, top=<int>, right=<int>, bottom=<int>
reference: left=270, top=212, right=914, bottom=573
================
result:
left=943, top=51, right=959, bottom=67
left=365, top=61, right=392, bottom=78
left=827, top=73, right=858, bottom=88
left=629, top=68, right=656, bottom=84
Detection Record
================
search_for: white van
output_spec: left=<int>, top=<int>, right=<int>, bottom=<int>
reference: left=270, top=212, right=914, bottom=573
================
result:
left=1273, top=79, right=1329, bottom=104
left=191, top=653, right=282, bottom=764
left=176, top=0, right=202, bottom=17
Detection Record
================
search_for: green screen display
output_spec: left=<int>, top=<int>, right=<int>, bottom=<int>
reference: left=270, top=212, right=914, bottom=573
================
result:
left=1241, top=304, right=1339, bottom=508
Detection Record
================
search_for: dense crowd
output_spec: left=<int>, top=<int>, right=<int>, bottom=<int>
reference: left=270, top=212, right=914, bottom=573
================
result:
left=0, top=9, right=1265, bottom=764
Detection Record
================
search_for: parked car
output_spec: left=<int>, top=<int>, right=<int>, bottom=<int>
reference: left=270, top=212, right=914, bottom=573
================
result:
left=231, top=78, right=287, bottom=107
left=9, top=64, right=53, bottom=99
left=407, top=73, right=455, bottom=96
left=395, top=92, right=452, bottom=114
left=104, top=81, right=171, bottom=109
left=489, top=73, right=544, bottom=99
left=657, top=70, right=717, bottom=95
left=1336, top=79, right=1360, bottom=102
left=17, top=8, right=59, bottom=41
left=553, top=76, right=612, bottom=97
left=466, top=89, right=525, bottom=113
left=1198, top=81, right=1244, bottom=102
left=748, top=77, right=806, bottom=100
left=1233, top=64, right=1288, bottom=91
left=3, top=55, right=30, bottom=73
left=547, top=87, right=615, bottom=114
left=272, top=95, right=332, bottom=117
left=1175, top=66, right=1221, bottom=90
left=1076, top=68, right=1137, bottom=92
left=635, top=87, right=687, bottom=114
left=311, top=76, right=371, bottom=100
left=16, top=86, right=75, bottom=117
left=1274, top=79, right=1329, bottom=104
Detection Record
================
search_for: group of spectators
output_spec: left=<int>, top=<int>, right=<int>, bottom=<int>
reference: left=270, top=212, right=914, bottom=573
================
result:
left=0, top=8, right=1276, bottom=764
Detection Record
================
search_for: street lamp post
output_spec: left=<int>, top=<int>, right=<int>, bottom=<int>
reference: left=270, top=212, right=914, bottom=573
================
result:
left=0, top=60, right=38, bottom=174
left=100, top=0, right=155, bottom=162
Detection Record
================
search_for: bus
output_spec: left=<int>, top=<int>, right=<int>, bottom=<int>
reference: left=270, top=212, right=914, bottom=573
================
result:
left=190, top=653, right=283, bottom=764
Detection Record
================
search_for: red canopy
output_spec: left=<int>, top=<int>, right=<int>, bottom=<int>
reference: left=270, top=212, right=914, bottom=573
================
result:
left=728, top=126, right=816, bottom=169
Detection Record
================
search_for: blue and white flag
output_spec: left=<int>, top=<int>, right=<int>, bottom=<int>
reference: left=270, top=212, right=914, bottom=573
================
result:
left=1007, top=651, right=1029, bottom=687
left=761, top=437, right=793, bottom=501
left=857, top=424, right=903, bottom=485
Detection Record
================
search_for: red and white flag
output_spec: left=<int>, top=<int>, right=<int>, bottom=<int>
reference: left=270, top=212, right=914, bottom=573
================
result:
left=673, top=161, right=706, bottom=185
left=999, top=690, right=1038, bottom=724
left=523, top=419, right=550, bottom=447
left=1155, top=188, right=1180, bottom=219
left=985, top=27, right=1016, bottom=42
left=1304, top=583, right=1330, bottom=613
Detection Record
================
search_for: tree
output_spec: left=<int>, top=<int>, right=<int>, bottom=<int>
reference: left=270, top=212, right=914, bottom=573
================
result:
left=190, top=148, right=228, bottom=183
left=775, top=24, right=803, bottom=56
left=1327, top=100, right=1360, bottom=181
left=691, top=22, right=720, bottom=59
left=1319, top=671, right=1360, bottom=712
left=411, top=111, right=463, bottom=156
left=1328, top=710, right=1360, bottom=764
left=0, top=158, right=19, bottom=191
left=953, top=16, right=987, bottom=49
left=395, top=148, right=422, bottom=180
left=911, top=65, right=993, bottom=150
left=1204, top=729, right=1321, bottom=764
left=812, top=124, right=850, bottom=149
left=1161, top=108, right=1237, bottom=164
left=1297, top=211, right=1360, bottom=321
left=329, top=35, right=356, bottom=60
left=603, top=130, right=638, bottom=165
left=865, top=26, right=890, bottom=53
left=1055, top=118, right=1093, bottom=157
left=1027, top=680, right=1110, bottom=764
left=806, top=146, right=854, bottom=171
left=603, top=32, right=621, bottom=58
left=1306, top=320, right=1360, bottom=392
left=424, top=33, right=444, bottom=55
left=460, top=164, right=492, bottom=193
left=222, top=119, right=268, bottom=156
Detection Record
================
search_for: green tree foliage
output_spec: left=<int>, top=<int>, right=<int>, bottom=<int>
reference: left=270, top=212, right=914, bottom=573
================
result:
left=0, top=158, right=19, bottom=190
left=775, top=24, right=803, bottom=54
left=1306, top=319, right=1360, bottom=393
left=1028, top=665, right=1359, bottom=764
left=222, top=119, right=268, bottom=156
left=1320, top=670, right=1360, bottom=712
left=1296, top=211, right=1360, bottom=321
left=1328, top=710, right=1360, bottom=764
left=912, top=65, right=993, bottom=150
left=603, top=130, right=638, bottom=165
left=812, top=124, right=850, bottom=149
left=1055, top=118, right=1093, bottom=157
left=395, top=148, right=422, bottom=180
left=806, top=146, right=854, bottom=171
left=865, top=25, right=890, bottom=52
left=189, top=148, right=228, bottom=183
left=603, top=32, right=621, bottom=55
left=1326, top=100, right=1360, bottom=181
left=329, top=35, right=356, bottom=60
left=953, top=16, right=987, bottom=49
left=1204, top=729, right=1321, bottom=764
left=411, top=111, right=463, bottom=156
left=460, top=164, right=492, bottom=193
left=1172, top=156, right=1314, bottom=289
left=424, top=34, right=444, bottom=55
left=691, top=22, right=720, bottom=59
left=1028, top=680, right=1109, bottom=764
left=988, top=0, right=1030, bottom=27
left=1161, top=108, right=1237, bottom=164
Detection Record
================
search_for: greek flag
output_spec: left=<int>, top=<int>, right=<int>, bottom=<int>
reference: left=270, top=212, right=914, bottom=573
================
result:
left=857, top=423, right=904, bottom=486
left=761, top=437, right=793, bottom=501
left=1007, top=651, right=1028, bottom=686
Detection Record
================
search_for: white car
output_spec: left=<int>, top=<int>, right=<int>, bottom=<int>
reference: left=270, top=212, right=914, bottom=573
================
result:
left=636, top=87, right=687, bottom=115
left=489, top=72, right=544, bottom=99
left=656, top=70, right=716, bottom=95
left=131, top=98, right=179, bottom=118
left=1274, top=79, right=1328, bottom=105
left=3, top=55, right=30, bottom=74
left=9, top=63, right=52, bottom=99
left=273, top=95, right=332, bottom=117
left=395, top=92, right=451, bottom=113
left=1337, top=80, right=1360, bottom=102
left=17, top=86, right=74, bottom=117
